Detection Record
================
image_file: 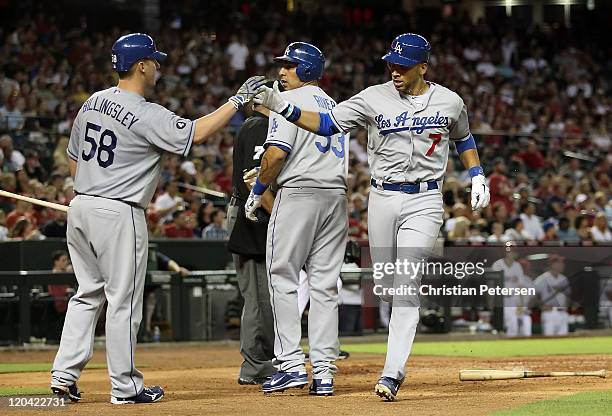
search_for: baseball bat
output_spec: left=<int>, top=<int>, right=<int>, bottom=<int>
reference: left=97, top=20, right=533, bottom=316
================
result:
left=177, top=182, right=226, bottom=198
left=460, top=369, right=606, bottom=381
left=0, top=190, right=68, bottom=213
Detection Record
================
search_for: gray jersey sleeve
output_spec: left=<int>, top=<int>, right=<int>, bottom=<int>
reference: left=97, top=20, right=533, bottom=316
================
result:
left=67, top=110, right=82, bottom=161
left=139, top=103, right=195, bottom=156
left=264, top=112, right=298, bottom=153
left=329, top=90, right=374, bottom=132
left=449, top=101, right=470, bottom=141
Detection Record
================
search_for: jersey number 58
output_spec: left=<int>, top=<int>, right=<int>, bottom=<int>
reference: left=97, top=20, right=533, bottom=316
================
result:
left=82, top=122, right=117, bottom=168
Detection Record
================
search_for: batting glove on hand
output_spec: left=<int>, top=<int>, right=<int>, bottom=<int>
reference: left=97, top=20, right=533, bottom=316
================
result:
left=253, top=81, right=290, bottom=114
left=471, top=174, right=490, bottom=210
left=243, top=167, right=260, bottom=190
left=229, top=76, right=267, bottom=110
left=245, top=190, right=262, bottom=222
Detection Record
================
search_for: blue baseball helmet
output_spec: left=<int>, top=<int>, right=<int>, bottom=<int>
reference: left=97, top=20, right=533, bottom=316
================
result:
left=274, top=42, right=325, bottom=82
left=382, top=33, right=430, bottom=67
left=111, top=33, right=167, bottom=72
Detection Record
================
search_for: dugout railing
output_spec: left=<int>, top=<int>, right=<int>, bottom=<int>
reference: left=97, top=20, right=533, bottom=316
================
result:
left=0, top=268, right=506, bottom=345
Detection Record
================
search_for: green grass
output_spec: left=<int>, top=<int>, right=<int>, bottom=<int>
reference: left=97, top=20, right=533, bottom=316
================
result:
left=492, top=391, right=612, bottom=415
left=342, top=336, right=612, bottom=357
left=0, top=387, right=51, bottom=396
left=0, top=362, right=106, bottom=374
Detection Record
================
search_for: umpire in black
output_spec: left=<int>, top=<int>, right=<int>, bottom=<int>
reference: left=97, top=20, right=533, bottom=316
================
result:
left=227, top=82, right=280, bottom=385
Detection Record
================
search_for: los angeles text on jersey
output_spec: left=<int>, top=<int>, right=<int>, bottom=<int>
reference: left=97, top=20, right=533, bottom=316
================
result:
left=82, top=96, right=139, bottom=129
left=375, top=111, right=449, bottom=135
left=373, top=285, right=536, bottom=297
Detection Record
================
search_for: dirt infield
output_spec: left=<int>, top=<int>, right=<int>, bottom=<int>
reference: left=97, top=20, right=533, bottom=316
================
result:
left=1, top=344, right=611, bottom=415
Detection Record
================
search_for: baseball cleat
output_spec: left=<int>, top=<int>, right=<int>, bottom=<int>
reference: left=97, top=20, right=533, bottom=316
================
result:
left=110, top=385, right=164, bottom=404
left=309, top=378, right=333, bottom=396
left=262, top=371, right=308, bottom=393
left=50, top=383, right=81, bottom=402
left=374, top=376, right=404, bottom=401
left=238, top=376, right=272, bottom=385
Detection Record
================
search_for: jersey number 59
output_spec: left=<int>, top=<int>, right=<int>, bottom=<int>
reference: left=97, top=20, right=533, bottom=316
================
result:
left=82, top=122, right=117, bottom=168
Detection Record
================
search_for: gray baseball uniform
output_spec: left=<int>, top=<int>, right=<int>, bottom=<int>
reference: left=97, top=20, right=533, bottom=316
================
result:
left=534, top=271, right=570, bottom=335
left=265, top=85, right=348, bottom=379
left=52, top=87, right=194, bottom=398
left=330, top=81, right=470, bottom=380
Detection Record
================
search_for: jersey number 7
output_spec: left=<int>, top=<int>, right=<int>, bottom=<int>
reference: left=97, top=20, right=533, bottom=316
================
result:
left=426, top=133, right=442, bottom=156
left=82, top=122, right=117, bottom=168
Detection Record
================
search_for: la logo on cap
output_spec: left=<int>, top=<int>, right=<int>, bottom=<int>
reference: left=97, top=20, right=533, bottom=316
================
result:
left=393, top=43, right=403, bottom=53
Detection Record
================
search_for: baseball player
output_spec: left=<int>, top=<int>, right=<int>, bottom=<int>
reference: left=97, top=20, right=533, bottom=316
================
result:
left=491, top=246, right=533, bottom=337
left=245, top=42, right=348, bottom=396
left=50, top=33, right=265, bottom=404
left=253, top=33, right=490, bottom=401
left=534, top=255, right=570, bottom=336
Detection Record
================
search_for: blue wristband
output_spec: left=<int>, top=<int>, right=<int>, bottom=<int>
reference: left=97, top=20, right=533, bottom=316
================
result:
left=455, top=134, right=477, bottom=154
left=252, top=178, right=269, bottom=196
left=281, top=103, right=302, bottom=122
left=469, top=166, right=484, bottom=178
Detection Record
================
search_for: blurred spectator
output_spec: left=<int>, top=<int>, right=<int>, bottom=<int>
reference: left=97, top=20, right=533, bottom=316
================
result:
left=575, top=215, right=593, bottom=241
left=41, top=210, right=67, bottom=238
left=48, top=250, right=73, bottom=314
left=445, top=203, right=468, bottom=234
left=0, top=134, right=25, bottom=171
left=5, top=199, right=36, bottom=231
left=23, top=150, right=47, bottom=183
left=163, top=210, right=195, bottom=238
left=0, top=96, right=25, bottom=130
left=9, top=216, right=44, bottom=240
left=0, top=209, right=8, bottom=241
left=226, top=35, right=249, bottom=79
left=591, top=212, right=612, bottom=242
left=557, top=217, right=579, bottom=242
left=202, top=209, right=228, bottom=240
left=154, top=181, right=184, bottom=224
left=517, top=140, right=546, bottom=171
left=542, top=220, right=558, bottom=241
left=468, top=223, right=486, bottom=243
left=504, top=218, right=533, bottom=241
left=519, top=202, right=544, bottom=240
left=487, top=222, right=508, bottom=243
left=196, top=201, right=214, bottom=235
left=448, top=216, right=470, bottom=242
left=488, top=159, right=513, bottom=214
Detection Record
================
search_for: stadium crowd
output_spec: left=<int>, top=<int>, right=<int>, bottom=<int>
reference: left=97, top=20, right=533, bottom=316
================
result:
left=0, top=6, right=610, bottom=244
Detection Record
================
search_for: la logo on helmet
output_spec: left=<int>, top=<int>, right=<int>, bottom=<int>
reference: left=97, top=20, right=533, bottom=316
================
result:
left=393, top=43, right=403, bottom=53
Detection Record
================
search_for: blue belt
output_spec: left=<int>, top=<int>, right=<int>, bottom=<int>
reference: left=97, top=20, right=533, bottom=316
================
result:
left=370, top=178, right=439, bottom=194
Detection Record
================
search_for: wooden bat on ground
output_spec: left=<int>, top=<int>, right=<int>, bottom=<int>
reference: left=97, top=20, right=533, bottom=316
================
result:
left=460, top=369, right=606, bottom=381
left=0, top=189, right=68, bottom=213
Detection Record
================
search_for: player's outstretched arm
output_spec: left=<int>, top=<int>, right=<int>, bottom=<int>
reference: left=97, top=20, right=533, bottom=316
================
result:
left=253, top=81, right=340, bottom=136
left=192, top=76, right=266, bottom=144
